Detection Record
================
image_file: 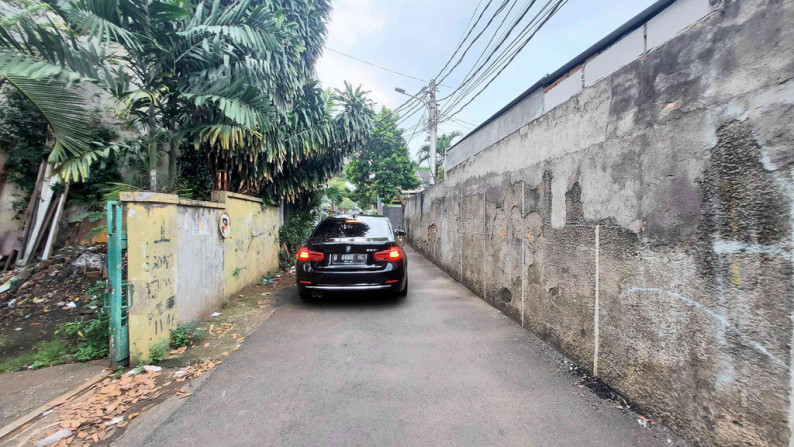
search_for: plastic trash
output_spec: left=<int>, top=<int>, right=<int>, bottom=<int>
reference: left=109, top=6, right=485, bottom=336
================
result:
left=0, top=278, right=13, bottom=294
left=210, top=312, right=221, bottom=317
left=35, top=429, right=72, bottom=447
left=143, top=365, right=162, bottom=373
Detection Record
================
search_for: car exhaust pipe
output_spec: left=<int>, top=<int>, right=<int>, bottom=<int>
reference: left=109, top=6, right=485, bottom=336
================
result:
left=311, top=291, right=323, bottom=299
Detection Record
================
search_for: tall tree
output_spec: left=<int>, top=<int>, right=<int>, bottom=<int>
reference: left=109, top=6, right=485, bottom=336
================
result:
left=417, top=130, right=462, bottom=180
left=345, top=108, right=420, bottom=208
left=59, top=0, right=373, bottom=196
left=0, top=0, right=110, bottom=182
left=0, top=0, right=374, bottom=197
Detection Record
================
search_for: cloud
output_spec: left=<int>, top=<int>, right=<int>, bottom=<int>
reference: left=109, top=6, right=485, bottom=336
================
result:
left=324, top=0, right=385, bottom=50
left=315, top=0, right=401, bottom=110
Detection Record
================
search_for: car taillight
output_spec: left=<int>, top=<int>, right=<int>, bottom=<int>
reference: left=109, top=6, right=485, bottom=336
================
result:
left=374, top=247, right=402, bottom=262
left=297, top=247, right=324, bottom=262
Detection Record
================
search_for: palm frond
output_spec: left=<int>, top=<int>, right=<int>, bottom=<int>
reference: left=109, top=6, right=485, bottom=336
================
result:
left=3, top=74, right=98, bottom=182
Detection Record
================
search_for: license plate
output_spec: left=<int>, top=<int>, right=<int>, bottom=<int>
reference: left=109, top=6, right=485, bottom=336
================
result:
left=330, top=253, right=367, bottom=265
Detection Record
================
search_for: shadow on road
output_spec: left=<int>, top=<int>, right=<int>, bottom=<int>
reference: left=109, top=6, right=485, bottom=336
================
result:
left=277, top=285, right=407, bottom=309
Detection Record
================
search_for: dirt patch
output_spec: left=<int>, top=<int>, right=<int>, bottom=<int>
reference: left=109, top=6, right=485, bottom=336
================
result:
left=0, top=245, right=106, bottom=365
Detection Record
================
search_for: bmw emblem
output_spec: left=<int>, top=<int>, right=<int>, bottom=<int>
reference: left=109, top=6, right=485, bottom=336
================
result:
left=345, top=245, right=351, bottom=252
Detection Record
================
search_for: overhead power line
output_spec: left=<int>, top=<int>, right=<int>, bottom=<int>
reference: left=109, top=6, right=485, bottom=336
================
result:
left=395, top=0, right=567, bottom=163
left=439, top=0, right=539, bottom=101
left=435, top=0, right=513, bottom=85
left=325, top=47, right=432, bottom=84
left=441, top=0, right=568, bottom=120
left=433, top=0, right=498, bottom=81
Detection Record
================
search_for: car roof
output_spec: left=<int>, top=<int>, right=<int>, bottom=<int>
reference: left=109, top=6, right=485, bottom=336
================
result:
left=326, top=214, right=387, bottom=220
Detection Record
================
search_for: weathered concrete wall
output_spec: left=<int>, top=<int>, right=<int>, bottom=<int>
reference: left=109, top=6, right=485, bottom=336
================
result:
left=405, top=0, right=794, bottom=445
left=176, top=201, right=225, bottom=323
left=383, top=205, right=404, bottom=229
left=215, top=191, right=280, bottom=297
left=124, top=194, right=179, bottom=366
left=122, top=191, right=280, bottom=363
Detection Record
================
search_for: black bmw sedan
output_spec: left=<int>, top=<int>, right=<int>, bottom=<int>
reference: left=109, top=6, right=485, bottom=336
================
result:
left=296, top=215, right=408, bottom=299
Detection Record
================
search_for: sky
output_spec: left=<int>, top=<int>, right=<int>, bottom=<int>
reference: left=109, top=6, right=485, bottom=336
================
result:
left=315, top=0, right=658, bottom=163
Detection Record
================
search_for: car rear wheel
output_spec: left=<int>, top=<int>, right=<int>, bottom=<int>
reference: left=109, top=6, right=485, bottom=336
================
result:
left=398, top=278, right=408, bottom=296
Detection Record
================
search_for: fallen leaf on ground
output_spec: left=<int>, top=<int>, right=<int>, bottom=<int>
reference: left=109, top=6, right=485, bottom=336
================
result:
left=203, top=342, right=210, bottom=348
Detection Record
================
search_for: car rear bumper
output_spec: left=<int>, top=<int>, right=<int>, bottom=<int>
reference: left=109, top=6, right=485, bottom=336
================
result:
left=303, top=284, right=393, bottom=290
left=296, top=261, right=406, bottom=292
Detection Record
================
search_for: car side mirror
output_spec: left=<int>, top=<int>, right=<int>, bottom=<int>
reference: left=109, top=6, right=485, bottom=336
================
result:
left=395, top=229, right=406, bottom=237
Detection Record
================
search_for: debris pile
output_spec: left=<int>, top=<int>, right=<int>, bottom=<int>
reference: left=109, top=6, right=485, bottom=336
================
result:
left=0, top=244, right=107, bottom=363
left=48, top=360, right=220, bottom=446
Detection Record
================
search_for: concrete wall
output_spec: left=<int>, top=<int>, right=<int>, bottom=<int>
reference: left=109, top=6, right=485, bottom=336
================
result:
left=445, top=0, right=714, bottom=171
left=215, top=191, right=280, bottom=297
left=176, top=200, right=225, bottom=323
left=383, top=205, right=404, bottom=229
left=405, top=0, right=794, bottom=445
left=122, top=191, right=280, bottom=364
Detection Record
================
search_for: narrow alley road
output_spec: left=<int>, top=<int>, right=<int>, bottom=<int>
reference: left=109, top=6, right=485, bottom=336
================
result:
left=131, top=246, right=673, bottom=446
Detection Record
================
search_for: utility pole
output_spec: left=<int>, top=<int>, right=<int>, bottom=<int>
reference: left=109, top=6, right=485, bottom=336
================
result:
left=427, top=79, right=438, bottom=184
left=395, top=79, right=439, bottom=185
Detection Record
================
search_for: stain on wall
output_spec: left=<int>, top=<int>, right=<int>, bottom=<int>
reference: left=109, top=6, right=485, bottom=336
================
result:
left=404, top=0, right=794, bottom=445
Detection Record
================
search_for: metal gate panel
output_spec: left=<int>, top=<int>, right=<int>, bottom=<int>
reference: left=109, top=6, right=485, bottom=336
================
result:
left=106, top=201, right=130, bottom=364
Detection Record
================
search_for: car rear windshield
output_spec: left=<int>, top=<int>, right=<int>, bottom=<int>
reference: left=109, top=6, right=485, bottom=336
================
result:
left=311, top=218, right=392, bottom=241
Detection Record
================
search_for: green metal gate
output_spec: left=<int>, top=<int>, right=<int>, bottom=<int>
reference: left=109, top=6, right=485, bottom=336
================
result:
left=106, top=201, right=131, bottom=364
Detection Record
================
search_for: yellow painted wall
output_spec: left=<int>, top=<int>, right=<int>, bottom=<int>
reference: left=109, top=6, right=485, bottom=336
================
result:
left=121, top=191, right=279, bottom=364
left=213, top=191, right=280, bottom=296
left=123, top=193, right=179, bottom=364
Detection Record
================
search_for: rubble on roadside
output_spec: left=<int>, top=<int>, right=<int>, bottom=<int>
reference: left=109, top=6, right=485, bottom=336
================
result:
left=42, top=360, right=220, bottom=446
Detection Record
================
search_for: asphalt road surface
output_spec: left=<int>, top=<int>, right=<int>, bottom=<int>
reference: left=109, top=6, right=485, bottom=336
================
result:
left=137, top=245, right=676, bottom=446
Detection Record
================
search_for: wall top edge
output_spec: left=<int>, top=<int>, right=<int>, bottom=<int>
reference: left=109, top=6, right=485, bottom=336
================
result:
left=119, top=191, right=264, bottom=208
left=211, top=190, right=264, bottom=204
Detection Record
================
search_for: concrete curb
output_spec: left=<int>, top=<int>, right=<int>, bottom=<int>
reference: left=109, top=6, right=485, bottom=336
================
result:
left=0, top=369, right=109, bottom=440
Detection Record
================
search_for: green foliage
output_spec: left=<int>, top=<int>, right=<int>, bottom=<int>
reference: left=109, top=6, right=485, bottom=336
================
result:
left=148, top=340, right=169, bottom=364
left=1, top=0, right=374, bottom=199
left=279, top=190, right=325, bottom=268
left=176, top=143, right=214, bottom=201
left=57, top=311, right=110, bottom=362
left=345, top=108, right=421, bottom=208
left=0, top=86, right=48, bottom=197
left=67, top=125, right=122, bottom=209
left=323, top=177, right=354, bottom=211
left=0, top=339, right=70, bottom=372
left=417, top=131, right=462, bottom=180
left=0, top=84, right=121, bottom=217
left=337, top=197, right=356, bottom=211
left=170, top=323, right=204, bottom=349
left=259, top=272, right=274, bottom=285
left=0, top=352, right=36, bottom=373
left=56, top=281, right=110, bottom=362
